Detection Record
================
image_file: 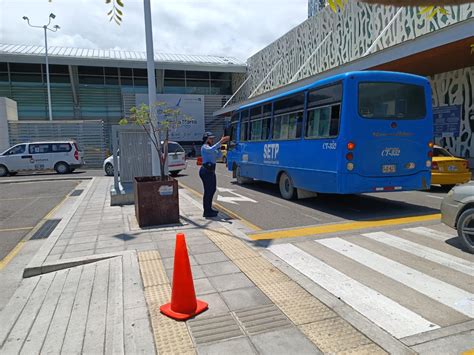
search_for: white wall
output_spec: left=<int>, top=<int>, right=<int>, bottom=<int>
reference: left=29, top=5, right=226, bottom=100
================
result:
left=0, top=97, right=18, bottom=152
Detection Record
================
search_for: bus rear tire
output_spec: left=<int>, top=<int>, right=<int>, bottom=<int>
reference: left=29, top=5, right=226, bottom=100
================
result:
left=279, top=172, right=297, bottom=200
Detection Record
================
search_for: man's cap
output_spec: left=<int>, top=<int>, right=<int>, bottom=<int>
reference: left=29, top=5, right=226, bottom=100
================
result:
left=202, top=131, right=215, bottom=143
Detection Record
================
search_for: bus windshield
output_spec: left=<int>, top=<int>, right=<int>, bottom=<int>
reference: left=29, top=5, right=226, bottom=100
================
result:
left=358, top=82, right=426, bottom=120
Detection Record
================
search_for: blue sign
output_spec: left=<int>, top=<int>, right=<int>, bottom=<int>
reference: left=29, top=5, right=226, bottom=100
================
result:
left=433, top=105, right=461, bottom=138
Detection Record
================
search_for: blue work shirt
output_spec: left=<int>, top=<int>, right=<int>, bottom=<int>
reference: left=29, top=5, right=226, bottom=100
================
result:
left=201, top=142, right=222, bottom=164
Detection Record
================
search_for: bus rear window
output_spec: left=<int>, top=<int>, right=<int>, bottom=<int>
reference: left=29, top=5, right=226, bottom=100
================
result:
left=358, top=82, right=426, bottom=120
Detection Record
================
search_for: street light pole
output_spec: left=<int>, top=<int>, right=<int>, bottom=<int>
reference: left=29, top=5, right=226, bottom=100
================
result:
left=43, top=25, right=53, bottom=122
left=23, top=14, right=60, bottom=122
left=143, top=0, right=161, bottom=176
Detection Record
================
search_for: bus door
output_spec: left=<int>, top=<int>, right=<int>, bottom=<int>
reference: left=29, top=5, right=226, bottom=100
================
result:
left=226, top=110, right=242, bottom=171
left=349, top=78, right=432, bottom=180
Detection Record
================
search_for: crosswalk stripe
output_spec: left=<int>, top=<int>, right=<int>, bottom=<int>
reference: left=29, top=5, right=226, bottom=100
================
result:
left=404, top=226, right=454, bottom=241
left=268, top=243, right=438, bottom=338
left=317, top=238, right=474, bottom=318
left=362, top=232, right=474, bottom=276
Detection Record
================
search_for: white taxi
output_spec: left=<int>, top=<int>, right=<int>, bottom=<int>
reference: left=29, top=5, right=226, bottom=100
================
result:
left=0, top=141, right=84, bottom=176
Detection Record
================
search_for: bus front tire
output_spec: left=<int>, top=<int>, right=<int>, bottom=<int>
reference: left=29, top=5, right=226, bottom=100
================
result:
left=279, top=172, right=297, bottom=200
left=236, top=166, right=251, bottom=185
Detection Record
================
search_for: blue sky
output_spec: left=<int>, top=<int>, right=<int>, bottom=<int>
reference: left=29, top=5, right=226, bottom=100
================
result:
left=0, top=0, right=307, bottom=61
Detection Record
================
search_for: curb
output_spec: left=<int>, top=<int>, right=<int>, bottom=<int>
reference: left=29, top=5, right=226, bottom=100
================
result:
left=0, top=176, right=92, bottom=184
left=23, top=177, right=96, bottom=277
left=23, top=250, right=133, bottom=278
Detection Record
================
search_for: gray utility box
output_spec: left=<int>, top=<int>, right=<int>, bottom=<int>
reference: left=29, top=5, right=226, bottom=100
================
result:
left=0, top=97, right=18, bottom=152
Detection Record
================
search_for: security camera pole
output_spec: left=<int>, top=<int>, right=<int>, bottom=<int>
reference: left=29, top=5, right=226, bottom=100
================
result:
left=23, top=14, right=60, bottom=122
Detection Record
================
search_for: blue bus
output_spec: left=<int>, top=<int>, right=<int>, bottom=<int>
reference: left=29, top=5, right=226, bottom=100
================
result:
left=226, top=71, right=433, bottom=199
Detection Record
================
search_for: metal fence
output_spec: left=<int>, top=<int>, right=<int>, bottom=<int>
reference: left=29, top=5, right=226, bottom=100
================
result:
left=8, top=120, right=107, bottom=167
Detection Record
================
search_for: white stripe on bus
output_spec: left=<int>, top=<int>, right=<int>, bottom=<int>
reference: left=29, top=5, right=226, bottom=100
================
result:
left=268, top=243, right=438, bottom=338
left=317, top=238, right=474, bottom=318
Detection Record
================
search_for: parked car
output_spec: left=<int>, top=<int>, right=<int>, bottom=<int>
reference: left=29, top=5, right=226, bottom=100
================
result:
left=431, top=145, right=471, bottom=188
left=441, top=182, right=474, bottom=253
left=0, top=141, right=84, bottom=177
left=218, top=143, right=228, bottom=163
left=103, top=141, right=187, bottom=177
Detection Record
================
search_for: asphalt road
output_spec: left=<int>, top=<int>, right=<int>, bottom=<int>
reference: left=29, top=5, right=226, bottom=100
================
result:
left=176, top=161, right=449, bottom=231
left=0, top=180, right=79, bottom=261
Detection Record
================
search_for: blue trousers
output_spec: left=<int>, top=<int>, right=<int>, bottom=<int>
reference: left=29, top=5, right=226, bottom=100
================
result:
left=199, top=167, right=216, bottom=214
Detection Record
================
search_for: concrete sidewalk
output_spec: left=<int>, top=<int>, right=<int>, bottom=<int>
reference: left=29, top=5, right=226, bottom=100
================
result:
left=0, top=177, right=393, bottom=354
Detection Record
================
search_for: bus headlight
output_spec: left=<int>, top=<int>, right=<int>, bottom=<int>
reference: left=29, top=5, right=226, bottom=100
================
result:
left=347, top=162, right=354, bottom=171
left=426, top=160, right=432, bottom=168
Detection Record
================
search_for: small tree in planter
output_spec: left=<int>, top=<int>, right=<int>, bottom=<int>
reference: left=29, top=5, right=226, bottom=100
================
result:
left=119, top=103, right=192, bottom=227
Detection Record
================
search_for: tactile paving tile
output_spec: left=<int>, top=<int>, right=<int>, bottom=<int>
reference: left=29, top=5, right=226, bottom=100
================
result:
left=337, top=343, right=388, bottom=355
left=145, top=285, right=171, bottom=306
left=139, top=259, right=169, bottom=287
left=188, top=313, right=244, bottom=344
left=244, top=269, right=291, bottom=286
left=149, top=305, right=195, bottom=354
left=232, top=256, right=274, bottom=272
left=257, top=281, right=310, bottom=302
left=299, top=317, right=374, bottom=354
left=138, top=250, right=162, bottom=262
left=234, top=304, right=293, bottom=335
left=276, top=297, right=337, bottom=326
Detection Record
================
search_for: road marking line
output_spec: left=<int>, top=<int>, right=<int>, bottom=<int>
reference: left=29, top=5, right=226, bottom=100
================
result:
left=268, top=243, right=438, bottom=338
left=0, top=227, right=34, bottom=232
left=249, top=214, right=441, bottom=240
left=268, top=200, right=289, bottom=208
left=363, top=232, right=474, bottom=276
left=317, top=238, right=474, bottom=317
left=0, top=240, right=26, bottom=270
left=427, top=195, right=444, bottom=200
left=178, top=181, right=262, bottom=231
left=404, top=226, right=454, bottom=241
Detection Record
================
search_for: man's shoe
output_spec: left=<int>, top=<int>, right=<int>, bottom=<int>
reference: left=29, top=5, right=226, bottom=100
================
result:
left=203, top=211, right=219, bottom=218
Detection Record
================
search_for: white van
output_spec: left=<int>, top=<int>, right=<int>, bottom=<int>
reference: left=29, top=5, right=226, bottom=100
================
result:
left=0, top=141, right=84, bottom=177
left=103, top=141, right=187, bottom=177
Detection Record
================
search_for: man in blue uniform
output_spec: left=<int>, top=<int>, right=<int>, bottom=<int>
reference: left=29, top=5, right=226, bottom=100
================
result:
left=200, top=132, right=230, bottom=217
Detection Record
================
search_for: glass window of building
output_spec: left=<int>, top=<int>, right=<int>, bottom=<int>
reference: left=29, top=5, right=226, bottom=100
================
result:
left=9, top=63, right=42, bottom=83
left=78, top=66, right=104, bottom=85
left=0, top=63, right=8, bottom=82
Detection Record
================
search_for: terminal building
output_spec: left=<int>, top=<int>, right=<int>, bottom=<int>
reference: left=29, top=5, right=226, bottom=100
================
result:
left=0, top=45, right=246, bottom=165
left=0, top=1, right=473, bottom=166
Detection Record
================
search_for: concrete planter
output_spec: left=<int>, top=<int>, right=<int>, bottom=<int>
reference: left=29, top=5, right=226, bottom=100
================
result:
left=134, top=176, right=179, bottom=227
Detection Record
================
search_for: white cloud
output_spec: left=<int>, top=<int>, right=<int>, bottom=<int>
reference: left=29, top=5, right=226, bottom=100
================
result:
left=0, top=0, right=307, bottom=61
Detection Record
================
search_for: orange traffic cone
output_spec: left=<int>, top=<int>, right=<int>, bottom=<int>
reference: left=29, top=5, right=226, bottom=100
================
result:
left=160, top=233, right=208, bottom=320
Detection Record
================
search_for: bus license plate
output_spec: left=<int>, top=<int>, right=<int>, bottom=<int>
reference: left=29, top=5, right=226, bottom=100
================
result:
left=382, top=164, right=396, bottom=173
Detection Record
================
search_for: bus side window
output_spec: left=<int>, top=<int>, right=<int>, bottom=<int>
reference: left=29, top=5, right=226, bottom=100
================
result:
left=273, top=93, right=304, bottom=140
left=306, top=105, right=340, bottom=138
left=306, top=83, right=342, bottom=139
left=240, top=110, right=249, bottom=142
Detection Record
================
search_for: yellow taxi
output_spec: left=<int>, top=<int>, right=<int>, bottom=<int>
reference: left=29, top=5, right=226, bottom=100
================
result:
left=218, top=143, right=228, bottom=163
left=431, top=145, right=471, bottom=187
